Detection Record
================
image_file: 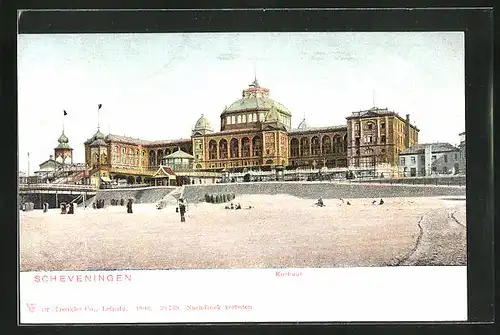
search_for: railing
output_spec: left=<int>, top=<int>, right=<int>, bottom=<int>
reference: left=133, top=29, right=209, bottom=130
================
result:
left=348, top=175, right=466, bottom=186
left=19, top=183, right=97, bottom=191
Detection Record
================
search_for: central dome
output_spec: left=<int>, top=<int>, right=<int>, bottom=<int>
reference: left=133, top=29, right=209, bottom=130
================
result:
left=221, top=79, right=291, bottom=117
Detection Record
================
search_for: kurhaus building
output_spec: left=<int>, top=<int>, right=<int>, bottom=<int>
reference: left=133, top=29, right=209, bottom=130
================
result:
left=83, top=79, right=419, bottom=187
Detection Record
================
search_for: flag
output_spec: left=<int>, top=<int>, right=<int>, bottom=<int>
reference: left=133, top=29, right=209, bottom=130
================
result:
left=63, top=110, right=67, bottom=116
left=98, top=104, right=102, bottom=109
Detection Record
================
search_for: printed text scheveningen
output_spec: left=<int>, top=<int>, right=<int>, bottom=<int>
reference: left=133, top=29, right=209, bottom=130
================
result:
left=33, top=273, right=132, bottom=283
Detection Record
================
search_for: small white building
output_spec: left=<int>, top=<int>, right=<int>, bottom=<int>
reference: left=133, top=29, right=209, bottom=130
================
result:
left=161, top=149, right=194, bottom=171
left=399, top=143, right=461, bottom=177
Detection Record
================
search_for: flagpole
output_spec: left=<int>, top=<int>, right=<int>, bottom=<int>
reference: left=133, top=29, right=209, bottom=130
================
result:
left=27, top=152, right=30, bottom=178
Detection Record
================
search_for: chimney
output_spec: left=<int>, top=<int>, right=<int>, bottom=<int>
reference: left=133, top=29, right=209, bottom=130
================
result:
left=405, top=114, right=410, bottom=148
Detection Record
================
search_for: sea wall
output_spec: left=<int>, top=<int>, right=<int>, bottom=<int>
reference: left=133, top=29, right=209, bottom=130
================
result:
left=85, top=186, right=176, bottom=206
left=351, top=176, right=466, bottom=186
left=182, top=181, right=466, bottom=203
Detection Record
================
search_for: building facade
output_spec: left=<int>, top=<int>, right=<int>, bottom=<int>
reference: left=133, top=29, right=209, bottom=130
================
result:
left=398, top=143, right=461, bottom=177
left=346, top=108, right=419, bottom=177
left=81, top=79, right=420, bottom=187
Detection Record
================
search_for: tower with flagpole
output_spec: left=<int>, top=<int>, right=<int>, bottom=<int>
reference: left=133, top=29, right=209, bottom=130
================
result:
left=54, top=110, right=73, bottom=165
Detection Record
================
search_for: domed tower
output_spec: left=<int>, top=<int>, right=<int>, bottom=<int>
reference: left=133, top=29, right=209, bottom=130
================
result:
left=84, top=128, right=108, bottom=169
left=191, top=114, right=213, bottom=170
left=220, top=78, right=292, bottom=132
left=192, top=114, right=213, bottom=136
left=297, top=118, right=309, bottom=130
left=54, top=131, right=73, bottom=164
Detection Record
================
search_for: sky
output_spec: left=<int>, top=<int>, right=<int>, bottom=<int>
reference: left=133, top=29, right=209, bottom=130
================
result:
left=17, top=32, right=464, bottom=174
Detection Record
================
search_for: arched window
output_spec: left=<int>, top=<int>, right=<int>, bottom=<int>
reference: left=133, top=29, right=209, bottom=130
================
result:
left=157, top=149, right=163, bottom=165
left=311, top=136, right=320, bottom=155
left=252, top=136, right=262, bottom=156
left=242, top=114, right=247, bottom=123
left=231, top=115, right=236, bottom=124
left=322, top=135, right=331, bottom=154
left=290, top=138, right=299, bottom=157
left=227, top=116, right=231, bottom=125
left=300, top=137, right=310, bottom=156
left=242, top=137, right=250, bottom=157
left=333, top=134, right=342, bottom=153
left=230, top=138, right=239, bottom=158
left=219, top=139, right=228, bottom=159
left=253, top=113, right=258, bottom=122
left=208, top=140, right=217, bottom=160
left=149, top=151, right=156, bottom=166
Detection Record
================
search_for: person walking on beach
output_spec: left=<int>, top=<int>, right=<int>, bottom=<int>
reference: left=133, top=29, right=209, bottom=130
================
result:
left=126, top=199, right=133, bottom=214
left=60, top=203, right=67, bottom=214
left=178, top=198, right=186, bottom=222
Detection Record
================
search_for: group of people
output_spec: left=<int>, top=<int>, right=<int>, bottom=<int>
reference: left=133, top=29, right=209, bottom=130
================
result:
left=92, top=199, right=105, bottom=209
left=225, top=202, right=253, bottom=210
left=110, top=198, right=126, bottom=206
left=225, top=202, right=241, bottom=210
left=60, top=202, right=75, bottom=214
left=90, top=198, right=134, bottom=213
left=315, top=198, right=385, bottom=206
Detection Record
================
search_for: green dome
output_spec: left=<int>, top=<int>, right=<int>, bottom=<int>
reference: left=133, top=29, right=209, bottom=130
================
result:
left=221, top=80, right=291, bottom=117
left=297, top=118, right=309, bottom=129
left=85, top=129, right=106, bottom=145
left=94, top=129, right=106, bottom=140
left=58, top=132, right=69, bottom=144
left=194, top=114, right=212, bottom=131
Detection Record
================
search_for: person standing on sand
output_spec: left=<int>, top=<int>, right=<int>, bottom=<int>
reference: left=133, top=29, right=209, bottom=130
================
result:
left=68, top=202, right=74, bottom=214
left=178, top=198, right=186, bottom=222
left=127, top=199, right=133, bottom=213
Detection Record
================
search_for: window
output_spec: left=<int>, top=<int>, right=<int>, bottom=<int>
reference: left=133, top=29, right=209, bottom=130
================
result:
left=122, top=148, right=125, bottom=154
left=381, top=135, right=386, bottom=144
left=421, top=155, right=425, bottom=163
left=411, top=157, right=416, bottom=164
left=367, top=123, right=373, bottom=130
left=129, top=148, right=134, bottom=154
left=455, top=153, right=458, bottom=160
left=368, top=136, right=372, bottom=143
left=114, top=146, right=118, bottom=153
left=444, top=154, right=448, bottom=163
left=381, top=122, right=386, bottom=129
left=401, top=157, right=406, bottom=165
left=355, top=138, right=360, bottom=146
left=355, top=123, right=359, bottom=130
left=242, top=114, right=246, bottom=123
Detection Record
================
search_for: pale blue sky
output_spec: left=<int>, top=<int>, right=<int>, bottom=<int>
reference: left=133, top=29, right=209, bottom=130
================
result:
left=18, top=32, right=464, bottom=174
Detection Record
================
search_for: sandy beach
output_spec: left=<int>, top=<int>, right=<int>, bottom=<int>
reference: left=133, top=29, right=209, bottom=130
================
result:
left=19, top=195, right=466, bottom=271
